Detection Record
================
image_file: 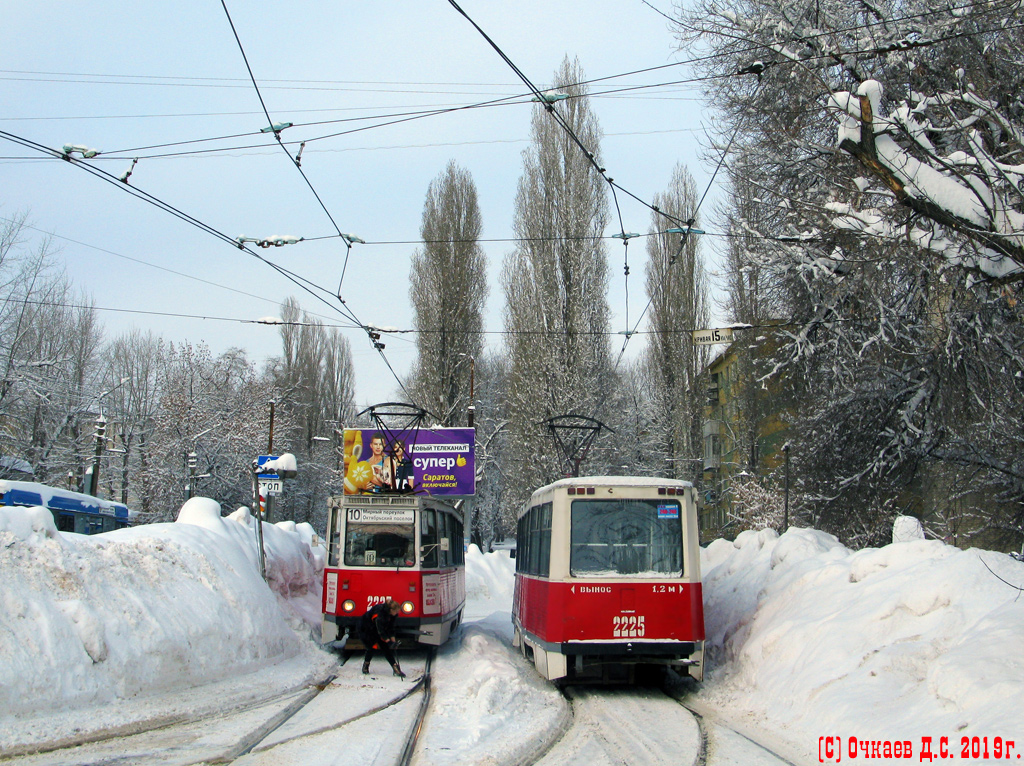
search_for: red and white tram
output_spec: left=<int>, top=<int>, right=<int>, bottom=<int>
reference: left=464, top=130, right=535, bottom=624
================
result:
left=321, top=493, right=466, bottom=648
left=512, top=477, right=705, bottom=682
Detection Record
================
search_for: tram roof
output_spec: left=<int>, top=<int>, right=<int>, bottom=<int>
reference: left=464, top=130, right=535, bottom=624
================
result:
left=530, top=476, right=693, bottom=501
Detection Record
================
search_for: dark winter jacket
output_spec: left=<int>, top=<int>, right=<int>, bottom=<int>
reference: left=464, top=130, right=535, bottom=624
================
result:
left=359, top=603, right=397, bottom=647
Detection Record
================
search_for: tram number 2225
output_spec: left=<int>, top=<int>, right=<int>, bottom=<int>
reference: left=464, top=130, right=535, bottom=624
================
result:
left=612, top=615, right=646, bottom=638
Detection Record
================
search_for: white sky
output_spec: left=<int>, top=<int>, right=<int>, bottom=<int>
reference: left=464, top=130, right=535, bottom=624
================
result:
left=1, top=1, right=724, bottom=408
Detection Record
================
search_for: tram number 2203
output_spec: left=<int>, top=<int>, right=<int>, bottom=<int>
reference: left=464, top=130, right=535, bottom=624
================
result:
left=613, top=615, right=646, bottom=638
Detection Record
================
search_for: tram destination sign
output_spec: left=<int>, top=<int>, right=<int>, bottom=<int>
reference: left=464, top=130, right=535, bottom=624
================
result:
left=346, top=507, right=415, bottom=524
left=342, top=427, right=475, bottom=496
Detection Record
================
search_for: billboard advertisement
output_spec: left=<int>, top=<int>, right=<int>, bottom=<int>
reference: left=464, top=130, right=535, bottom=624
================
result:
left=342, top=428, right=475, bottom=496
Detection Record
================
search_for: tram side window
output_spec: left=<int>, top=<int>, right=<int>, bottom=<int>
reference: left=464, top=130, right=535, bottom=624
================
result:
left=438, top=511, right=451, bottom=567
left=56, top=513, right=76, bottom=533
left=450, top=514, right=464, bottom=565
left=328, top=509, right=344, bottom=567
left=538, top=503, right=551, bottom=577
left=421, top=509, right=438, bottom=568
left=515, top=514, right=527, bottom=574
left=515, top=503, right=551, bottom=577
left=570, top=499, right=683, bottom=578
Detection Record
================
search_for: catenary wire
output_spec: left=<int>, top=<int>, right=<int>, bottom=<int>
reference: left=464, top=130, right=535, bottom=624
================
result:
left=83, top=10, right=1021, bottom=166
left=0, top=129, right=365, bottom=332
left=10, top=297, right=354, bottom=327
left=0, top=214, right=348, bottom=324
left=218, top=0, right=415, bottom=403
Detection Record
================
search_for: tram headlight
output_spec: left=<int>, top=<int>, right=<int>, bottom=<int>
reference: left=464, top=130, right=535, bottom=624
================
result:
left=342, top=599, right=355, bottom=613
left=401, top=601, right=415, bottom=614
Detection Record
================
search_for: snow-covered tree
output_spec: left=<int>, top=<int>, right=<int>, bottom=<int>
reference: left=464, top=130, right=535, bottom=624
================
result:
left=676, top=0, right=1024, bottom=547
left=0, top=213, right=106, bottom=487
left=408, top=161, right=488, bottom=426
left=501, top=57, right=616, bottom=499
left=465, top=351, right=511, bottom=549
left=271, top=298, right=356, bottom=528
left=141, top=343, right=267, bottom=522
left=641, top=164, right=711, bottom=482
left=99, top=330, right=162, bottom=507
left=728, top=474, right=787, bottom=533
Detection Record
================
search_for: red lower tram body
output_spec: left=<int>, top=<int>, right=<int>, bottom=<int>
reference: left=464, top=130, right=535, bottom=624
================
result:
left=322, top=565, right=465, bottom=646
left=514, top=575, right=705, bottom=681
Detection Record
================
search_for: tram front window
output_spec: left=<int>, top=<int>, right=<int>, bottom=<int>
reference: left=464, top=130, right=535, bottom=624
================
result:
left=345, top=523, right=416, bottom=567
left=570, top=499, right=683, bottom=577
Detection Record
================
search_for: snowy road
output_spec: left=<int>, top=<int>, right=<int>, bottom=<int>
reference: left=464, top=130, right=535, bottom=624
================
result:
left=3, top=641, right=805, bottom=766
left=536, top=686, right=702, bottom=766
left=532, top=684, right=801, bottom=766
left=234, top=652, right=431, bottom=766
left=4, top=654, right=428, bottom=766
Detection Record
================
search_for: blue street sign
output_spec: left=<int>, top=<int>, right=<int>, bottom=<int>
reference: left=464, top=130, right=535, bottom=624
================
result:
left=257, top=455, right=279, bottom=479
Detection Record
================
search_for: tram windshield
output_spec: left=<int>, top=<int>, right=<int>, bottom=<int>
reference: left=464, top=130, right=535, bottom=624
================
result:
left=570, top=499, right=683, bottom=577
left=344, top=522, right=416, bottom=567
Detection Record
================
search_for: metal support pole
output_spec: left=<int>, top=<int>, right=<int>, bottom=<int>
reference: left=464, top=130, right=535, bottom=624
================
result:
left=267, top=400, right=275, bottom=454
left=89, top=415, right=106, bottom=497
left=783, top=443, right=790, bottom=533
left=187, top=451, right=197, bottom=499
left=467, top=357, right=475, bottom=428
left=252, top=466, right=267, bottom=581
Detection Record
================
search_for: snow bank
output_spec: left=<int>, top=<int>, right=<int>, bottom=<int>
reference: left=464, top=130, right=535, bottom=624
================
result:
left=698, top=527, right=1024, bottom=754
left=423, top=625, right=568, bottom=765
left=0, top=503, right=65, bottom=543
left=466, top=544, right=515, bottom=605
left=0, top=497, right=326, bottom=722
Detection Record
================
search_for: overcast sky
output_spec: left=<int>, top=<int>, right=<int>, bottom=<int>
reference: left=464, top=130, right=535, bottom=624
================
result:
left=2, top=0, right=723, bottom=409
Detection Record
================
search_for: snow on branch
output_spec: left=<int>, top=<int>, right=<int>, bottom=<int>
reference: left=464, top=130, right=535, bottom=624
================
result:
left=829, top=80, right=1024, bottom=283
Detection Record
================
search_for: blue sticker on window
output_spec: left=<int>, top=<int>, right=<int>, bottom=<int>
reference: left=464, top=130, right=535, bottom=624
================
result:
left=657, top=504, right=679, bottom=518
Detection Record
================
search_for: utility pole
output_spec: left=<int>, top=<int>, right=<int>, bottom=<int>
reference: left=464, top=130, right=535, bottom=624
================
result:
left=187, top=452, right=197, bottom=499
left=467, top=356, right=475, bottom=428
left=268, top=400, right=275, bottom=454
left=89, top=415, right=106, bottom=497
left=783, top=442, right=790, bottom=533
left=251, top=464, right=267, bottom=580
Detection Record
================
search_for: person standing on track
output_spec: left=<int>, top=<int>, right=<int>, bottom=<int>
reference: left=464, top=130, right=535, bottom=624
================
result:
left=359, top=599, right=406, bottom=677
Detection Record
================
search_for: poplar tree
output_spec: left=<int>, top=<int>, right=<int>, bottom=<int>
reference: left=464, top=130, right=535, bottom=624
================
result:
left=408, top=161, right=487, bottom=426
left=502, top=57, right=613, bottom=494
left=642, top=165, right=710, bottom=482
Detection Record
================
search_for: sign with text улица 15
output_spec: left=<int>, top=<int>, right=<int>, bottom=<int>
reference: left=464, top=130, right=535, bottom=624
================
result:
left=342, top=427, right=475, bottom=496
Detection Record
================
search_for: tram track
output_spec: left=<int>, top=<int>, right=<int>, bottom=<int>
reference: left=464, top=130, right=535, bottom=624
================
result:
left=530, top=684, right=702, bottom=766
left=662, top=676, right=806, bottom=766
left=396, top=651, right=433, bottom=766
left=230, top=649, right=435, bottom=766
left=518, top=677, right=804, bottom=766
left=0, top=669, right=337, bottom=764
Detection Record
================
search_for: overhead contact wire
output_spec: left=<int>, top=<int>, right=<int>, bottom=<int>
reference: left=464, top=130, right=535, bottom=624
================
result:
left=219, top=0, right=416, bottom=402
